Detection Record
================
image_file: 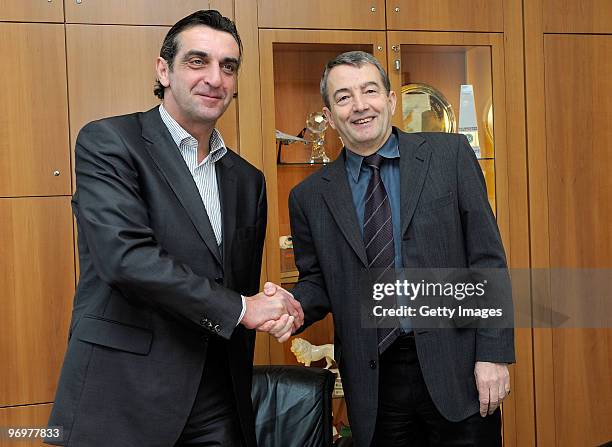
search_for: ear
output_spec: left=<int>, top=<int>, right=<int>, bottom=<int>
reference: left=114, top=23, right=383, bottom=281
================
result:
left=155, top=57, right=171, bottom=88
left=322, top=107, right=336, bottom=130
left=388, top=90, right=397, bottom=115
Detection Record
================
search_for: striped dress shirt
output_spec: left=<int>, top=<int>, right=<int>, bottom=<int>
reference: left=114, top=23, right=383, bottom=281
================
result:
left=158, top=104, right=225, bottom=246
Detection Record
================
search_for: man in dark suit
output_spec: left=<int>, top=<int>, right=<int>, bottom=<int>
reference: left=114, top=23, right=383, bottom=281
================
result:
left=46, top=10, right=301, bottom=447
left=280, top=51, right=514, bottom=446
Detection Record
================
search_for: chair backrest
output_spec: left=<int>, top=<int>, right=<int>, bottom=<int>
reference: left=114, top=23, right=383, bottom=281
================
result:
left=251, top=365, right=335, bottom=447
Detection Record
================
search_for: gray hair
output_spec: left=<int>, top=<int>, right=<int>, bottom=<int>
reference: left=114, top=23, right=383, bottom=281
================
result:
left=320, top=51, right=391, bottom=109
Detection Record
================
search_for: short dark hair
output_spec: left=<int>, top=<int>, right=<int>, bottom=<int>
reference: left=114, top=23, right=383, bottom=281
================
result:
left=320, top=51, right=391, bottom=109
left=154, top=10, right=242, bottom=99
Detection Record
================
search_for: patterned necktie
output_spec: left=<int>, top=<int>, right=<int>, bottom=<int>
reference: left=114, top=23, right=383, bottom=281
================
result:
left=363, top=153, right=400, bottom=352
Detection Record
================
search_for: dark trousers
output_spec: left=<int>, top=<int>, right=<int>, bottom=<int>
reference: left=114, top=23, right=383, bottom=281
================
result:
left=175, top=338, right=244, bottom=447
left=371, top=335, right=502, bottom=447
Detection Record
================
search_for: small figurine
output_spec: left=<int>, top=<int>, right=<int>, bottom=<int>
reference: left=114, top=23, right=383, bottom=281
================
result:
left=290, top=337, right=335, bottom=369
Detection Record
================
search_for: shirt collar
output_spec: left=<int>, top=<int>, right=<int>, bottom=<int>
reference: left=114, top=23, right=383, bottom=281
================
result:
left=345, top=131, right=400, bottom=182
left=158, top=104, right=227, bottom=163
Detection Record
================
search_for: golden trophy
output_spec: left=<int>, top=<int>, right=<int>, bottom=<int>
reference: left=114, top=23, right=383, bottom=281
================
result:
left=306, top=111, right=330, bottom=163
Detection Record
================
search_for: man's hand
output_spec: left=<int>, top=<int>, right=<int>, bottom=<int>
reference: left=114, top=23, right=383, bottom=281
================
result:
left=256, top=282, right=304, bottom=342
left=257, top=313, right=296, bottom=343
left=241, top=282, right=303, bottom=334
left=474, top=361, right=511, bottom=417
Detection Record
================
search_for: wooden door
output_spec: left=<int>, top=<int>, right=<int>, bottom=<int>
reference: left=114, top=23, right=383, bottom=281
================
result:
left=386, top=0, right=503, bottom=32
left=64, top=0, right=233, bottom=26
left=0, top=23, right=70, bottom=197
left=0, top=197, right=75, bottom=407
left=534, top=34, right=612, bottom=447
left=543, top=0, right=612, bottom=33
left=525, top=0, right=612, bottom=441
left=258, top=0, right=385, bottom=29
left=0, top=0, right=63, bottom=22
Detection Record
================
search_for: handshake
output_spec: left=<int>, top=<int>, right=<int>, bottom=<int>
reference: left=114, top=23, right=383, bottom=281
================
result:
left=241, top=282, right=304, bottom=343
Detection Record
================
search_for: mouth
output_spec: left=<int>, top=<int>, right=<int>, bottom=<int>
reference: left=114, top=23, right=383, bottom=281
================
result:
left=195, top=92, right=224, bottom=101
left=351, top=116, right=375, bottom=126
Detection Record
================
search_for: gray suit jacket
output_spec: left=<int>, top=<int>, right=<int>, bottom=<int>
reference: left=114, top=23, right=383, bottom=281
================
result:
left=47, top=107, right=266, bottom=447
left=289, top=128, right=514, bottom=447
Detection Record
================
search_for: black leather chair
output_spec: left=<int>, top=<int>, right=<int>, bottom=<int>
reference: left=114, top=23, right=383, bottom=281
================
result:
left=251, top=365, right=335, bottom=447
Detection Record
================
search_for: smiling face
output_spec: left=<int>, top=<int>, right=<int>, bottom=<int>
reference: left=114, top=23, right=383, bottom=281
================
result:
left=155, top=25, right=239, bottom=133
left=322, top=63, right=397, bottom=156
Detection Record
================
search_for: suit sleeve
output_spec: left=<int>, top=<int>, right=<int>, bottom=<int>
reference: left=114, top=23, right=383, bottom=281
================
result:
left=456, top=135, right=515, bottom=363
left=73, top=120, right=243, bottom=339
left=288, top=188, right=332, bottom=330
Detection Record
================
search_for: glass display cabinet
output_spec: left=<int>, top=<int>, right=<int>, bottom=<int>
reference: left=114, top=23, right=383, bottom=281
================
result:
left=387, top=31, right=507, bottom=213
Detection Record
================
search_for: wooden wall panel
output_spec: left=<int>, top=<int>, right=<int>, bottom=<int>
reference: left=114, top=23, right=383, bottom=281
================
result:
left=524, top=3, right=555, bottom=445
left=543, top=34, right=612, bottom=446
left=543, top=0, right=612, bottom=34
left=209, top=0, right=234, bottom=20
left=0, top=198, right=75, bottom=407
left=545, top=35, right=612, bottom=269
left=0, top=404, right=52, bottom=447
left=65, top=0, right=218, bottom=25
left=65, top=25, right=166, bottom=150
left=386, top=0, right=503, bottom=32
left=500, top=0, right=534, bottom=444
left=234, top=0, right=269, bottom=364
left=0, top=0, right=63, bottom=23
left=0, top=23, right=70, bottom=197
left=258, top=0, right=385, bottom=30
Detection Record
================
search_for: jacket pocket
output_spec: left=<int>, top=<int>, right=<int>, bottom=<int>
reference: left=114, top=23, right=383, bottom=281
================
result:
left=76, top=315, right=153, bottom=355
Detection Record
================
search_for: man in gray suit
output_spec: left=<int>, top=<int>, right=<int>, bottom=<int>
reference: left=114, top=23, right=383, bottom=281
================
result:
left=47, top=10, right=301, bottom=447
left=279, top=51, right=514, bottom=446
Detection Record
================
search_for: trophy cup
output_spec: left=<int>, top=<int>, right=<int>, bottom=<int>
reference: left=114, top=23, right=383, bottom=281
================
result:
left=306, top=111, right=330, bottom=163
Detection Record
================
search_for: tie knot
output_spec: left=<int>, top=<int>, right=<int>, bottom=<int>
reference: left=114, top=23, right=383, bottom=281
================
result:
left=364, top=153, right=384, bottom=170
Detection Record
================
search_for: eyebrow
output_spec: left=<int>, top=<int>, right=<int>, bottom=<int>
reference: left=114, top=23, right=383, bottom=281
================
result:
left=333, top=81, right=380, bottom=98
left=182, top=50, right=209, bottom=61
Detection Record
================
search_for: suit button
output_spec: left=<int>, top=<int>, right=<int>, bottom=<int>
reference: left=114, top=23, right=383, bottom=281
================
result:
left=369, top=360, right=377, bottom=369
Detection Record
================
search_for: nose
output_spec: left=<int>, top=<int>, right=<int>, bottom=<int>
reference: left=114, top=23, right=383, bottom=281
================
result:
left=205, top=64, right=223, bottom=88
left=352, top=93, right=369, bottom=112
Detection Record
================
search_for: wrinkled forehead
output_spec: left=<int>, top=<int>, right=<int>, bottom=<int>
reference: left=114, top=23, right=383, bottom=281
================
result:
left=327, top=63, right=383, bottom=91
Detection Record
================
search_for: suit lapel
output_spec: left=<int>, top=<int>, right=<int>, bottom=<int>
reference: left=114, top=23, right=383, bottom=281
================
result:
left=321, top=151, right=369, bottom=267
left=140, top=108, right=222, bottom=265
left=216, top=155, right=237, bottom=275
left=397, top=129, right=432, bottom=236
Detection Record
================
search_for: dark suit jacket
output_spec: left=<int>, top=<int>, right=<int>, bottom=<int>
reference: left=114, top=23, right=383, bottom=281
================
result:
left=47, top=107, right=266, bottom=447
left=289, top=129, right=515, bottom=447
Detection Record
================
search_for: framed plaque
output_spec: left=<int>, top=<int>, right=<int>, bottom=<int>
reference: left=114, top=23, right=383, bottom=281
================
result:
left=401, top=83, right=456, bottom=133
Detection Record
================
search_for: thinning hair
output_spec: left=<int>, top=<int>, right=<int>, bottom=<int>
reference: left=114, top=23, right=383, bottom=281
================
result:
left=154, top=10, right=242, bottom=99
left=320, top=50, right=391, bottom=108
